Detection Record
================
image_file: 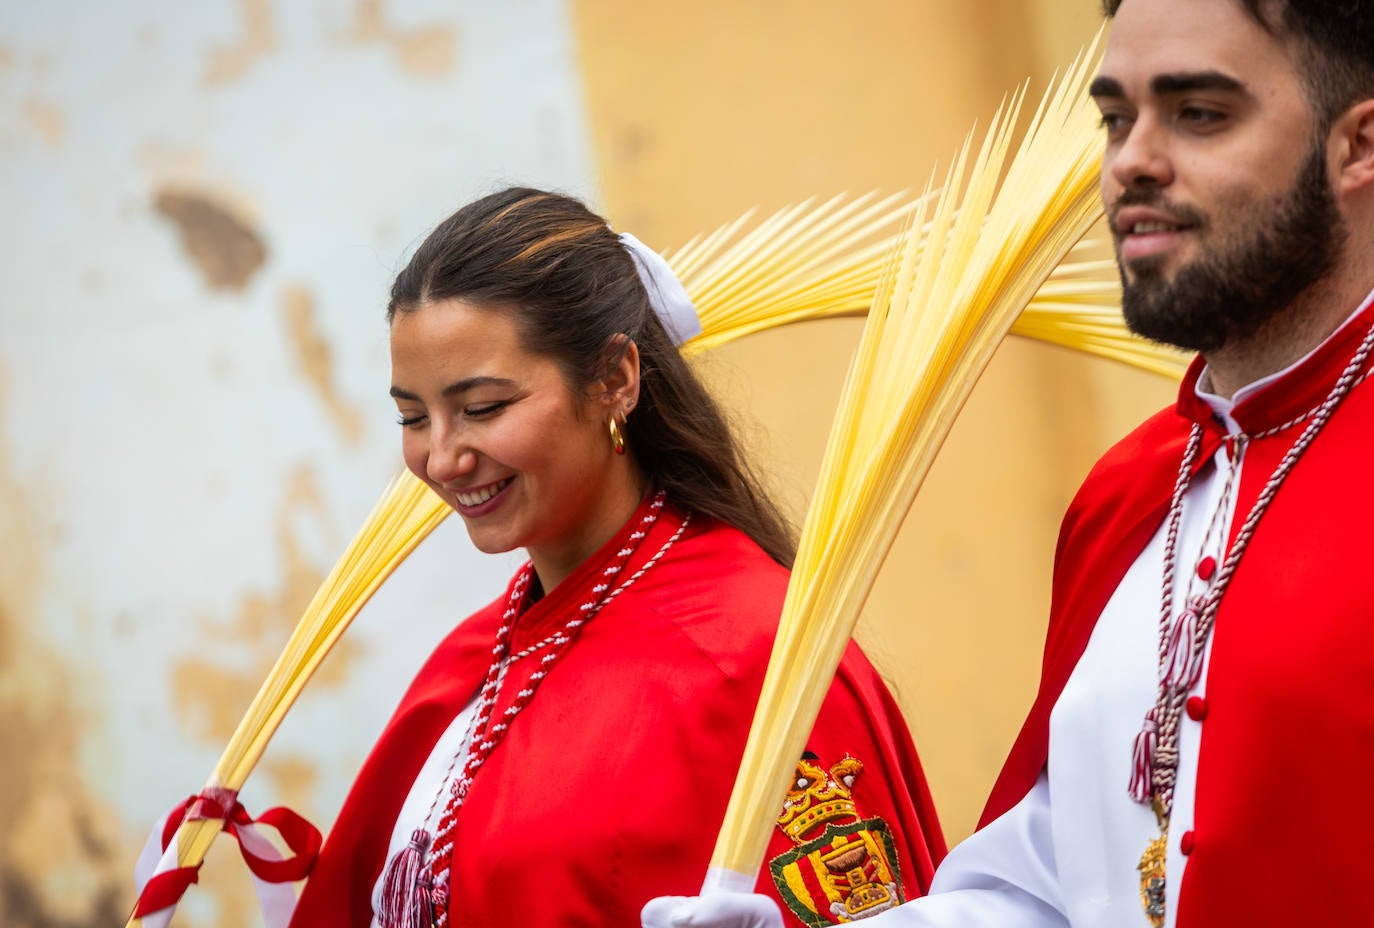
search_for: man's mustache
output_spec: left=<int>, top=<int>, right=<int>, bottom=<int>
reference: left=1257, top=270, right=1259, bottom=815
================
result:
left=1108, top=190, right=1207, bottom=234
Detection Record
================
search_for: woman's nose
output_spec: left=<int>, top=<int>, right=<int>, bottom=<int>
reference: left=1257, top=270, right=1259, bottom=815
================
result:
left=426, top=432, right=478, bottom=486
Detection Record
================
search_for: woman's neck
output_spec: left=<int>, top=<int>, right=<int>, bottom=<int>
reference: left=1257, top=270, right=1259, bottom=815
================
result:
left=527, top=464, right=649, bottom=592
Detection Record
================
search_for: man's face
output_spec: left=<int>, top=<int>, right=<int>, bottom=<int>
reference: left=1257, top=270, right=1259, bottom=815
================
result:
left=1093, top=0, right=1344, bottom=353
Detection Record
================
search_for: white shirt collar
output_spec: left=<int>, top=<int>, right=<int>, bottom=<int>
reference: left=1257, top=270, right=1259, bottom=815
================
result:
left=1194, top=284, right=1374, bottom=433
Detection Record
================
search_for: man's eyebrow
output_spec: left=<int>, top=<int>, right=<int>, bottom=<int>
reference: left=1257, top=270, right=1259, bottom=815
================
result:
left=1151, top=71, right=1245, bottom=96
left=389, top=376, right=517, bottom=401
left=1088, top=71, right=1247, bottom=100
left=1088, top=76, right=1124, bottom=99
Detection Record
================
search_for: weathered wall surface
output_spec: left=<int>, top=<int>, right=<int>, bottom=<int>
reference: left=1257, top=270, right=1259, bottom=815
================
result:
left=2, top=1, right=1179, bottom=924
left=0, top=2, right=593, bottom=924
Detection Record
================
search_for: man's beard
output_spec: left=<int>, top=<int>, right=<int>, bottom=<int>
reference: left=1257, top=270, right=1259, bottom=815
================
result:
left=1114, top=144, right=1345, bottom=353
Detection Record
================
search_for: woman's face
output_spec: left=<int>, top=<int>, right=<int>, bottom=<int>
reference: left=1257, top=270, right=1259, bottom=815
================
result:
left=390, top=299, right=641, bottom=588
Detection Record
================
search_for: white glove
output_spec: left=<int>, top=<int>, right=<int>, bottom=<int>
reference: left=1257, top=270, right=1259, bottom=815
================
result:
left=640, top=893, right=784, bottom=928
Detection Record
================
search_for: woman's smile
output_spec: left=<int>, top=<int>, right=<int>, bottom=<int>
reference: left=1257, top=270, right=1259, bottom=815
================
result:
left=451, top=476, right=514, bottom=515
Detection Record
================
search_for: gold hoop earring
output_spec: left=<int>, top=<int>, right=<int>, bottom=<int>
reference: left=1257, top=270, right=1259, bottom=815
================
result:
left=608, top=415, right=626, bottom=455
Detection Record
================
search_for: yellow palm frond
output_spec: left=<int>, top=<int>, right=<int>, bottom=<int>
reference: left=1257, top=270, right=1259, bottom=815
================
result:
left=676, top=196, right=1186, bottom=377
left=709, top=36, right=1113, bottom=881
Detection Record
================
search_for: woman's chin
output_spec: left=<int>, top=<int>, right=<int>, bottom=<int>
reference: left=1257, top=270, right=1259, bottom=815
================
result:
left=460, top=524, right=521, bottom=556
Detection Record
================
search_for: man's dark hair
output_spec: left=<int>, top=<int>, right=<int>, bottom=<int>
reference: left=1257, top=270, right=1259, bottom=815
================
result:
left=1103, top=0, right=1374, bottom=130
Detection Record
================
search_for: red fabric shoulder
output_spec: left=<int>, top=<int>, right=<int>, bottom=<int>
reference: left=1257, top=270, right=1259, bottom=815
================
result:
left=628, top=514, right=790, bottom=679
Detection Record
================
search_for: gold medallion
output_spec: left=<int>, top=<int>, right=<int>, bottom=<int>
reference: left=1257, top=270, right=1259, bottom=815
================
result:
left=1136, top=829, right=1167, bottom=927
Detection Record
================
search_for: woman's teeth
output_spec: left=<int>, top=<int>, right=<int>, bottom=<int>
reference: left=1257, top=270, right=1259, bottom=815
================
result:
left=456, top=478, right=511, bottom=506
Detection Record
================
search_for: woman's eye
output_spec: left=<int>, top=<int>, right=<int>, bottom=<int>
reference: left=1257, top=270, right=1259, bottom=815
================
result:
left=396, top=413, right=427, bottom=428
left=464, top=401, right=509, bottom=417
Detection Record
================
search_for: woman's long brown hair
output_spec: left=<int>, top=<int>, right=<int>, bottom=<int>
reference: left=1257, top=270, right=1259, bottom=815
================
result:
left=388, top=186, right=796, bottom=567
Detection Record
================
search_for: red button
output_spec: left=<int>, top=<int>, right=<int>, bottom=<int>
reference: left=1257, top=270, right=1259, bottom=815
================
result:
left=1197, top=556, right=1217, bottom=580
left=1186, top=696, right=1209, bottom=721
left=1180, top=830, right=1196, bottom=855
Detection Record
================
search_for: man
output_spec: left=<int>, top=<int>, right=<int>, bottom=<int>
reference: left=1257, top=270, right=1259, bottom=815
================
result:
left=642, top=0, right=1374, bottom=925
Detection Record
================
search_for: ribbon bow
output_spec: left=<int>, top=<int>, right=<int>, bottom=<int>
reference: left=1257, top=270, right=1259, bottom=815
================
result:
left=131, top=787, right=321, bottom=926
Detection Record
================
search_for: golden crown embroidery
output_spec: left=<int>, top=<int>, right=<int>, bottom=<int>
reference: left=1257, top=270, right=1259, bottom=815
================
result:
left=769, top=755, right=904, bottom=925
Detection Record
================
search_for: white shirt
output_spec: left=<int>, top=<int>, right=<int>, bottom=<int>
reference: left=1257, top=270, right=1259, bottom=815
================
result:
left=368, top=695, right=480, bottom=928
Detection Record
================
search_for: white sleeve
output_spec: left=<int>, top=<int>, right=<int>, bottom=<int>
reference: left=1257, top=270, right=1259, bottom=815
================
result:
left=865, top=770, right=1067, bottom=926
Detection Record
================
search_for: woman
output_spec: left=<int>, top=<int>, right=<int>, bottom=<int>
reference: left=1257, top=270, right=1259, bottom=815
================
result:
left=289, top=187, right=945, bottom=927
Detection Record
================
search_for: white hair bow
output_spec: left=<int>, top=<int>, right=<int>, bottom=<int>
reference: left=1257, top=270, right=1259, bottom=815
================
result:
left=618, top=232, right=703, bottom=346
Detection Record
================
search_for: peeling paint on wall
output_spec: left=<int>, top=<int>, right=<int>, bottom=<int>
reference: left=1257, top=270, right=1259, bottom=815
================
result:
left=4, top=2, right=600, bottom=922
left=6, top=766, right=125, bottom=927
left=155, top=461, right=368, bottom=919
left=153, top=188, right=267, bottom=292
left=22, top=97, right=65, bottom=149
left=0, top=372, right=125, bottom=928
left=139, top=141, right=209, bottom=185
left=167, top=463, right=362, bottom=793
left=344, top=0, right=458, bottom=78
left=282, top=283, right=365, bottom=446
left=204, top=0, right=276, bottom=87
left=261, top=754, right=319, bottom=813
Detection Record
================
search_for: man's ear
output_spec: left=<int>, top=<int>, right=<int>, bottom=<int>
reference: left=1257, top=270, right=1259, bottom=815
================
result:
left=596, top=334, right=641, bottom=413
left=1332, top=98, right=1374, bottom=195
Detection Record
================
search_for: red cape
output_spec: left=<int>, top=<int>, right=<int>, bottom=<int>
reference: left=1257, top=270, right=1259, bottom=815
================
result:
left=292, top=500, right=945, bottom=927
left=980, top=300, right=1374, bottom=923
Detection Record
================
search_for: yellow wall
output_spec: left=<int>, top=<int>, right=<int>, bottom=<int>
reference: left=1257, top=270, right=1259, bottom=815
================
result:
left=571, top=0, right=1177, bottom=841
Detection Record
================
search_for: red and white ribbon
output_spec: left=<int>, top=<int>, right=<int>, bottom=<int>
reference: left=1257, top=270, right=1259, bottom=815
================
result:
left=131, top=787, right=321, bottom=928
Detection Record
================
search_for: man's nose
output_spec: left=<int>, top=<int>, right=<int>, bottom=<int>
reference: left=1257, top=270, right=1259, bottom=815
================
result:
left=1108, top=117, right=1175, bottom=191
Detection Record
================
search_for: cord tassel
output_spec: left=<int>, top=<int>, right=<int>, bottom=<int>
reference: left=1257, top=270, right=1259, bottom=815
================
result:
left=414, top=869, right=437, bottom=928
left=1161, top=600, right=1204, bottom=691
left=1129, top=708, right=1159, bottom=803
left=378, top=829, right=430, bottom=928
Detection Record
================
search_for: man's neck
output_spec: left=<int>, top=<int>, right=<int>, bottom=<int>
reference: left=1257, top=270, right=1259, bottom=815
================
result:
left=1202, top=266, right=1374, bottom=398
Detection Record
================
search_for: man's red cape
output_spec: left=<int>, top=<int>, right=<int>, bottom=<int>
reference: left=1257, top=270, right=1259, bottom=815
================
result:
left=979, top=299, right=1374, bottom=922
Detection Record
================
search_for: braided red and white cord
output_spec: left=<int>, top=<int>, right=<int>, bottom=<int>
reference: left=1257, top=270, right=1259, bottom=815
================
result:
left=1130, top=320, right=1374, bottom=818
left=378, top=492, right=690, bottom=928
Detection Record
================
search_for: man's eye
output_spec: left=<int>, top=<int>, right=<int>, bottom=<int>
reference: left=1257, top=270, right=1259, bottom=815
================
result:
left=1098, top=112, right=1132, bottom=139
left=1179, top=106, right=1225, bottom=126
